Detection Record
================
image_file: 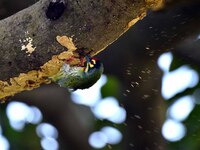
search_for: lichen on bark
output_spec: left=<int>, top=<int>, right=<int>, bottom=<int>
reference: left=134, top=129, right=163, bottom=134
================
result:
left=0, top=35, right=79, bottom=99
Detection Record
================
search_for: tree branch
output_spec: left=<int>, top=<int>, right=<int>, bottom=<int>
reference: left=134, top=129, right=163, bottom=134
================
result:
left=0, top=0, right=163, bottom=99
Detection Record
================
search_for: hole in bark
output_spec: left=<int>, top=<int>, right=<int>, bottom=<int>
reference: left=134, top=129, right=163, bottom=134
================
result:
left=27, top=80, right=35, bottom=85
left=8, top=61, right=12, bottom=66
left=46, top=0, right=66, bottom=20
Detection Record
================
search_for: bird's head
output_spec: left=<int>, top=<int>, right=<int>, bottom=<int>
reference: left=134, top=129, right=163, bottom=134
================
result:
left=83, top=55, right=102, bottom=73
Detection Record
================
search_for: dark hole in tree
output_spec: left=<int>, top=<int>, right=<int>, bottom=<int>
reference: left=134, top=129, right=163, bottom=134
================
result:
left=8, top=61, right=12, bottom=66
left=46, top=0, right=66, bottom=20
left=27, top=80, right=35, bottom=85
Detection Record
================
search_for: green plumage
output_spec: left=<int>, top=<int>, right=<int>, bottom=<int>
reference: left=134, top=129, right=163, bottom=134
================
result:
left=50, top=57, right=103, bottom=91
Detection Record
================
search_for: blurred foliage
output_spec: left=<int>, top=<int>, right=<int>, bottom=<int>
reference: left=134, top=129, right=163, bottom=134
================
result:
left=96, top=75, right=124, bottom=150
left=169, top=54, right=190, bottom=72
left=168, top=52, right=200, bottom=104
left=101, top=75, right=121, bottom=99
left=168, top=105, right=200, bottom=150
left=166, top=52, right=200, bottom=150
left=0, top=103, right=40, bottom=150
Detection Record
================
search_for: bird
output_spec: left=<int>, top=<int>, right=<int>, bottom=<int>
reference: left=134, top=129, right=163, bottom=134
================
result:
left=50, top=55, right=104, bottom=91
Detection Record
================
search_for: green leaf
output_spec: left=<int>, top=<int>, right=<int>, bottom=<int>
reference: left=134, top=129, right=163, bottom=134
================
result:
left=169, top=54, right=186, bottom=71
left=168, top=105, right=200, bottom=150
left=101, top=75, right=120, bottom=98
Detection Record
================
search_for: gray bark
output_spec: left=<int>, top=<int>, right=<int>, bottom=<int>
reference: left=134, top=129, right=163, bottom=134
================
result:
left=0, top=0, right=150, bottom=81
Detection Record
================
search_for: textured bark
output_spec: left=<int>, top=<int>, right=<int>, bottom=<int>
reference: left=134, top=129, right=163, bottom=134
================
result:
left=0, top=0, right=163, bottom=99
